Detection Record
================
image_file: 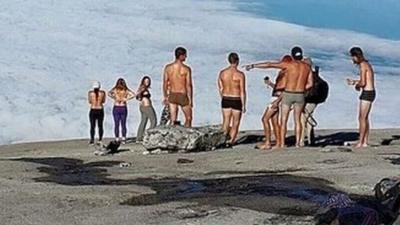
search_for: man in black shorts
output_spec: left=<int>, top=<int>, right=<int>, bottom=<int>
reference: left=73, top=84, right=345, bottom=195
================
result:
left=218, top=52, right=247, bottom=146
left=346, top=47, right=376, bottom=148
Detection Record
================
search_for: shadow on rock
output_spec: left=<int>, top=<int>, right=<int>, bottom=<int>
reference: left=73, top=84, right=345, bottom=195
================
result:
left=313, top=132, right=359, bottom=147
left=12, top=157, right=131, bottom=186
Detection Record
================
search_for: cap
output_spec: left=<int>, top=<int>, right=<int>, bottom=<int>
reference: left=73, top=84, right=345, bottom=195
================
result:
left=92, top=81, right=101, bottom=89
left=291, top=46, right=303, bottom=60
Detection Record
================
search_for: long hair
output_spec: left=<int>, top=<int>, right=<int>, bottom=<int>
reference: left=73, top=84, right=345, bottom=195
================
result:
left=94, top=88, right=99, bottom=100
left=140, top=76, right=151, bottom=89
left=113, top=78, right=128, bottom=91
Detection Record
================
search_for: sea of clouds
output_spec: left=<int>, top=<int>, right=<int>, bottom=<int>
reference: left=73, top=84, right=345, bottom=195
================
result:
left=1, top=0, right=400, bottom=145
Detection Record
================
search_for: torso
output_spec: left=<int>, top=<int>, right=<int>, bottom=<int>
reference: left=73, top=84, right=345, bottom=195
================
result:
left=166, top=62, right=190, bottom=94
left=138, top=89, right=152, bottom=107
left=284, top=61, right=311, bottom=92
left=220, top=67, right=244, bottom=97
left=89, top=90, right=105, bottom=109
left=360, top=61, right=375, bottom=91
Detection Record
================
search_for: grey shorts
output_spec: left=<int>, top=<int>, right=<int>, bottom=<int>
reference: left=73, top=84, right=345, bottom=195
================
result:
left=282, top=91, right=305, bottom=107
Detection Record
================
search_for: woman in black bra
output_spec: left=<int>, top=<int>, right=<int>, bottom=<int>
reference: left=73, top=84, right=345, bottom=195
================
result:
left=136, top=76, right=157, bottom=142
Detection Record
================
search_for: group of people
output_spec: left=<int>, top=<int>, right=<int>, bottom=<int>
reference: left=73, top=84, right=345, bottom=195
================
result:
left=88, top=76, right=157, bottom=145
left=88, top=45, right=376, bottom=149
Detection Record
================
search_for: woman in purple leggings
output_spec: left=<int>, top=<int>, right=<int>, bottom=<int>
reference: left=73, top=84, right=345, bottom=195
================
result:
left=108, top=78, right=135, bottom=144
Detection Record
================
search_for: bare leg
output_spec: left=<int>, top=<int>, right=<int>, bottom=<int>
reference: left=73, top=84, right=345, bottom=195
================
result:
left=229, top=110, right=242, bottom=144
left=169, top=103, right=178, bottom=125
left=182, top=105, right=193, bottom=128
left=280, top=104, right=291, bottom=148
left=222, top=108, right=232, bottom=136
left=357, top=100, right=372, bottom=147
left=294, top=103, right=305, bottom=147
left=271, top=109, right=280, bottom=147
left=258, top=107, right=278, bottom=149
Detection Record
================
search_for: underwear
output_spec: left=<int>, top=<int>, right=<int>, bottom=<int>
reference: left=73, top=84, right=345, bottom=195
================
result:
left=359, top=90, right=376, bottom=102
left=221, top=96, right=242, bottom=111
left=168, top=92, right=190, bottom=106
left=282, top=91, right=305, bottom=107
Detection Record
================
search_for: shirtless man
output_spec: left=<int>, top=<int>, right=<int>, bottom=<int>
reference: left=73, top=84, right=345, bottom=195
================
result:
left=346, top=47, right=376, bottom=148
left=218, top=52, right=247, bottom=146
left=245, top=46, right=313, bottom=148
left=163, top=47, right=193, bottom=127
left=88, top=81, right=106, bottom=145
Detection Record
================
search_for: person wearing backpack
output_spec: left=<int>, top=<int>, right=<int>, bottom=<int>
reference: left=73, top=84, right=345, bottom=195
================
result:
left=301, top=58, right=329, bottom=146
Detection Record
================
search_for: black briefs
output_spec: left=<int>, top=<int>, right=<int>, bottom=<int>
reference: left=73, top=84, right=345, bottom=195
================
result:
left=221, top=96, right=242, bottom=111
left=359, top=90, right=376, bottom=102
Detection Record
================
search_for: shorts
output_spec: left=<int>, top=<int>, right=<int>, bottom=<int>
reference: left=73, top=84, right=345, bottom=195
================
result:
left=359, top=90, right=376, bottom=102
left=282, top=91, right=305, bottom=107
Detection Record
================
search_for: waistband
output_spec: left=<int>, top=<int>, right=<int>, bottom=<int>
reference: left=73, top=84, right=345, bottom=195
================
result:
left=222, top=96, right=241, bottom=100
left=284, top=90, right=305, bottom=94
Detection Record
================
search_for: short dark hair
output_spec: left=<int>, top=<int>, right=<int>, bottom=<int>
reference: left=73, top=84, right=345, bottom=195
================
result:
left=291, top=46, right=303, bottom=60
left=228, top=52, right=239, bottom=64
left=349, top=47, right=364, bottom=59
left=175, top=47, right=187, bottom=59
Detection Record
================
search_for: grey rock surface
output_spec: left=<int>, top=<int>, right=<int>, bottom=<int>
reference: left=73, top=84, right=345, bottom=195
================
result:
left=142, top=125, right=225, bottom=152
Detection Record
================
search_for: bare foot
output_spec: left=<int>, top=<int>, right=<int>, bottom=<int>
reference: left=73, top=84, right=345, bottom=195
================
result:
left=255, top=142, right=271, bottom=150
left=355, top=142, right=364, bottom=148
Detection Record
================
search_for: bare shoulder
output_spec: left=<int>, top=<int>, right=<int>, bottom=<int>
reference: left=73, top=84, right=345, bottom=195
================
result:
left=237, top=70, right=245, bottom=78
left=183, top=64, right=192, bottom=73
left=164, top=63, right=174, bottom=71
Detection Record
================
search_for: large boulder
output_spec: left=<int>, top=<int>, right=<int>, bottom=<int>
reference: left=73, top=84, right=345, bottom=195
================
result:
left=142, top=125, right=226, bottom=153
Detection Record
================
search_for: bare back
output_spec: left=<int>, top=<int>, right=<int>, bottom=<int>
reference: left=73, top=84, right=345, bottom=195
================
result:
left=284, top=61, right=312, bottom=92
left=88, top=90, right=106, bottom=109
left=165, top=62, right=191, bottom=94
left=219, top=67, right=244, bottom=97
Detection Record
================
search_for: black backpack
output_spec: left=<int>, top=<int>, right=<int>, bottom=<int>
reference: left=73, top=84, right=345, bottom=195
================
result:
left=305, top=66, right=329, bottom=104
left=374, top=178, right=400, bottom=225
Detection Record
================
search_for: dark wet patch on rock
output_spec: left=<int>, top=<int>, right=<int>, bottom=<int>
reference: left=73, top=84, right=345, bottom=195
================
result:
left=121, top=175, right=340, bottom=216
left=384, top=157, right=400, bottom=165
left=317, top=159, right=347, bottom=165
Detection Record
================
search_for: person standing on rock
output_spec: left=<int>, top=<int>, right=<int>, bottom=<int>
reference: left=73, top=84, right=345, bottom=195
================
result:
left=88, top=81, right=106, bottom=146
left=255, top=55, right=291, bottom=150
left=136, top=76, right=157, bottom=143
left=162, top=47, right=193, bottom=127
left=108, top=78, right=135, bottom=144
left=245, top=46, right=313, bottom=148
left=218, top=52, right=247, bottom=147
left=346, top=47, right=376, bottom=148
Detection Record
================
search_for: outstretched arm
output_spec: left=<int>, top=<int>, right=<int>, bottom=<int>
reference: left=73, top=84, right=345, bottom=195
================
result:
left=245, top=61, right=287, bottom=71
left=186, top=68, right=193, bottom=107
